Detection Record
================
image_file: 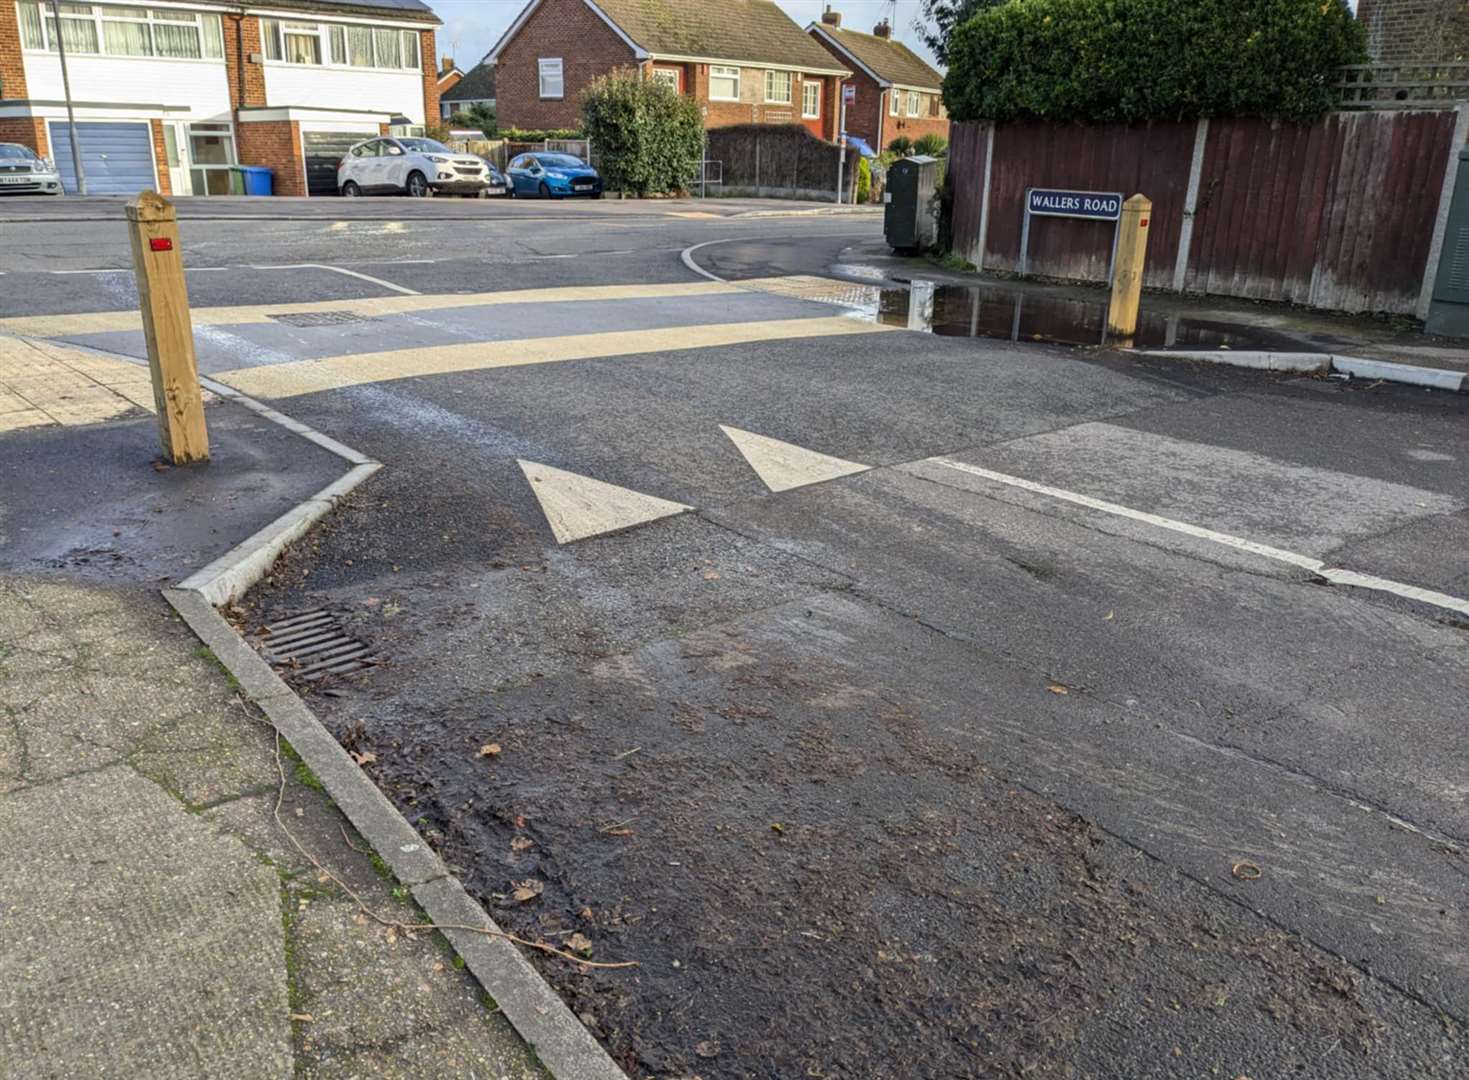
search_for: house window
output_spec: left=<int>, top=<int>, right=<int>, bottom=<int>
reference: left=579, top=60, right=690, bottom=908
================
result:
left=764, top=69, right=792, bottom=105
left=889, top=90, right=899, bottom=116
left=907, top=90, right=921, bottom=117
left=709, top=65, right=739, bottom=102
left=651, top=67, right=679, bottom=91
left=539, top=57, right=564, bottom=99
left=284, top=22, right=322, bottom=64
left=260, top=17, right=420, bottom=69
left=802, top=80, right=821, bottom=118
left=19, top=3, right=222, bottom=59
left=930, top=95, right=944, bottom=118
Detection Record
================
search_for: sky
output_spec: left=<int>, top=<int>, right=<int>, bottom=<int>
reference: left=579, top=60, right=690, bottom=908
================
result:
left=429, top=0, right=942, bottom=74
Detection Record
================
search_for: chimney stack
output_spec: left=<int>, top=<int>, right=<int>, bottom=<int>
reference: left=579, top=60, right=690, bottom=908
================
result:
left=873, top=19, right=892, bottom=39
left=821, top=6, right=841, bottom=27
left=440, top=56, right=455, bottom=75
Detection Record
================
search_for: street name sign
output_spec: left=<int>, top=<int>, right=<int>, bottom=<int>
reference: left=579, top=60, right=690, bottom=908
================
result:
left=1026, top=188, right=1123, bottom=221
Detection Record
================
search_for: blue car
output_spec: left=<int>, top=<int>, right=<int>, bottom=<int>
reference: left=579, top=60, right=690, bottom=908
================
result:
left=506, top=152, right=603, bottom=199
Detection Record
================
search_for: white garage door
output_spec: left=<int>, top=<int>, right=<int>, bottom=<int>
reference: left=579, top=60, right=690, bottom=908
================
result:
left=49, top=121, right=157, bottom=195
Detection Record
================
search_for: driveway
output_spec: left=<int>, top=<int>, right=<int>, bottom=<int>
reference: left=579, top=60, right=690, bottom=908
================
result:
left=3, top=205, right=1466, bottom=1078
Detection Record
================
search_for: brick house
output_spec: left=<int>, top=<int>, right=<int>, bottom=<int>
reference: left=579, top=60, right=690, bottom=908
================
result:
left=1356, top=0, right=1469, bottom=63
left=0, top=0, right=443, bottom=197
left=486, top=0, right=849, bottom=139
left=440, top=60, right=495, bottom=120
left=807, top=10, right=947, bottom=154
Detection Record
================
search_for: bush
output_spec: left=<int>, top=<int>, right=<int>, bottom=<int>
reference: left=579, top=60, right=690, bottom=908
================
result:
left=912, top=133, right=948, bottom=157
left=499, top=127, right=585, bottom=142
left=944, top=0, right=1366, bottom=125
left=856, top=157, right=872, bottom=203
left=581, top=69, right=704, bottom=195
left=887, top=135, right=914, bottom=156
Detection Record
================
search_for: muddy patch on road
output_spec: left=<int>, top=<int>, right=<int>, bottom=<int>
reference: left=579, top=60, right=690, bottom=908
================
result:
left=268, top=595, right=1459, bottom=1079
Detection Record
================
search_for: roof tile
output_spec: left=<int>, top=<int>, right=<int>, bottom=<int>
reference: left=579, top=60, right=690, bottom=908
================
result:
left=813, top=24, right=943, bottom=90
left=595, top=0, right=846, bottom=71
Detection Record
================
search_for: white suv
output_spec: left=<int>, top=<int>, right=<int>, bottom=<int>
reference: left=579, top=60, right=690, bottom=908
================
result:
left=337, top=137, right=497, bottom=198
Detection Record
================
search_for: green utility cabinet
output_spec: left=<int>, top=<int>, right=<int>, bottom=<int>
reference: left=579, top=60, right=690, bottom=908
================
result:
left=1426, top=146, right=1469, bottom=338
left=885, top=155, right=940, bottom=254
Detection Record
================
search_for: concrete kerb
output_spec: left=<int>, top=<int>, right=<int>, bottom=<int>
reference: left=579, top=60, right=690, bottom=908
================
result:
left=162, top=388, right=629, bottom=1080
left=1135, top=349, right=1467, bottom=392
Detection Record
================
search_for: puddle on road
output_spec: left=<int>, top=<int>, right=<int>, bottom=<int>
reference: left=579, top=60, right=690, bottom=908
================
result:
left=822, top=278, right=1304, bottom=352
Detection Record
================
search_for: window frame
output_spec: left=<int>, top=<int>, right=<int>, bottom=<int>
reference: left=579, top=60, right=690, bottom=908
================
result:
left=907, top=90, right=921, bottom=117
left=538, top=57, right=564, bottom=99
left=708, top=64, right=740, bottom=102
left=258, top=14, right=423, bottom=71
left=889, top=89, right=899, bottom=117
left=19, top=2, right=222, bottom=61
left=650, top=66, right=679, bottom=91
left=763, top=68, right=792, bottom=105
left=801, top=79, right=821, bottom=119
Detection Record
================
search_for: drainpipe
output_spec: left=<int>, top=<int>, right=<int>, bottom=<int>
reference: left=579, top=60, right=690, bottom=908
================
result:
left=233, top=10, right=248, bottom=111
left=49, top=0, right=86, bottom=194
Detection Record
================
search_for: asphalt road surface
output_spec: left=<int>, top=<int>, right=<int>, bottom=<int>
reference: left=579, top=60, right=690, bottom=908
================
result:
left=3, top=198, right=1466, bottom=1079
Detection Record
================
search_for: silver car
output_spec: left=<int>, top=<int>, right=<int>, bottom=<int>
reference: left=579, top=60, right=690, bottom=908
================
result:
left=0, top=142, right=62, bottom=195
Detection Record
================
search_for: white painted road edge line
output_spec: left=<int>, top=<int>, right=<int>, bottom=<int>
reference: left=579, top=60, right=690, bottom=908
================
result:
left=929, top=457, right=1326, bottom=571
left=928, top=457, right=1469, bottom=618
left=680, top=238, right=741, bottom=283
left=248, top=262, right=422, bottom=296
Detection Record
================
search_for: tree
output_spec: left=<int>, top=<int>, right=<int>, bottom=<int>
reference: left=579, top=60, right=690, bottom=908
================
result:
left=945, top=0, right=1366, bottom=126
left=914, top=0, right=1009, bottom=65
left=451, top=102, right=497, bottom=139
left=581, top=69, right=704, bottom=195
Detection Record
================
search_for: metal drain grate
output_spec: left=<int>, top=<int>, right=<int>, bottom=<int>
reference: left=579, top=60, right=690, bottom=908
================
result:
left=258, top=609, right=377, bottom=680
left=269, top=310, right=375, bottom=327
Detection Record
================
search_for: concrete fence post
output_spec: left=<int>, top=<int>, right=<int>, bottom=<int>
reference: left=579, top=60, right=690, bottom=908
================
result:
left=1173, top=118, right=1209, bottom=293
left=1418, top=103, right=1469, bottom=321
left=126, top=191, right=209, bottom=464
left=974, top=123, right=996, bottom=269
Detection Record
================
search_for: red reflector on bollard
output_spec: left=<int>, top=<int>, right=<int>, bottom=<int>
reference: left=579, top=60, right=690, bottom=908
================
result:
left=149, top=237, right=173, bottom=252
left=1139, top=219, right=1149, bottom=227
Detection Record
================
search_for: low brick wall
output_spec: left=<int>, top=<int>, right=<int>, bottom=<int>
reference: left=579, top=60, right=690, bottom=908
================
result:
left=236, top=120, right=305, bottom=197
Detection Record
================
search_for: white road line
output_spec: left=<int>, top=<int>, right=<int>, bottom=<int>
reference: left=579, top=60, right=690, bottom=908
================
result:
left=929, top=457, right=1325, bottom=571
left=247, top=262, right=421, bottom=296
left=51, top=268, right=129, bottom=274
left=928, top=457, right=1469, bottom=617
left=1319, top=569, right=1469, bottom=617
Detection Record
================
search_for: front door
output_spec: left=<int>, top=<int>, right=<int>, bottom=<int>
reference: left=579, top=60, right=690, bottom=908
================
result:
left=164, top=122, right=190, bottom=196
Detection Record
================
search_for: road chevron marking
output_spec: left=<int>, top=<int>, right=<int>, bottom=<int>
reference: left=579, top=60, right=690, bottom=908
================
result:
left=519, top=460, right=692, bottom=544
left=927, top=457, right=1469, bottom=618
left=721, top=425, right=870, bottom=492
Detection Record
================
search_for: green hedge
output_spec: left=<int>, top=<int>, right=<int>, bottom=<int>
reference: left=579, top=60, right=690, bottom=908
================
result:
left=500, top=127, right=585, bottom=142
left=581, top=70, right=703, bottom=194
left=945, top=0, right=1366, bottom=125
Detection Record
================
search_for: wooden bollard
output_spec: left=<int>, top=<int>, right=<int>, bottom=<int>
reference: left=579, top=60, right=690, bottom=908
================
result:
left=1106, top=193, right=1152, bottom=339
left=126, top=191, right=209, bottom=463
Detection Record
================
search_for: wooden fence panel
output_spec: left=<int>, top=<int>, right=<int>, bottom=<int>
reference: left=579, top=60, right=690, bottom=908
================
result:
left=946, top=110, right=1459, bottom=314
left=980, top=122, right=1195, bottom=288
left=948, top=122, right=989, bottom=264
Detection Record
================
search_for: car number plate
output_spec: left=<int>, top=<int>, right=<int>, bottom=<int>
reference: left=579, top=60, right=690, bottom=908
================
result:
left=0, top=176, right=31, bottom=184
left=573, top=182, right=592, bottom=189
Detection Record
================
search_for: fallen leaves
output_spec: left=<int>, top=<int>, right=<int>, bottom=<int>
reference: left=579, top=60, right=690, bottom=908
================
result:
left=289, top=1012, right=314, bottom=1023
left=510, top=836, right=535, bottom=853
left=567, top=932, right=594, bottom=956
left=350, top=750, right=377, bottom=766
left=1046, top=683, right=1069, bottom=695
left=695, top=1039, right=722, bottom=1058
left=511, top=878, right=545, bottom=903
left=1231, top=860, right=1263, bottom=881
left=478, top=743, right=502, bottom=758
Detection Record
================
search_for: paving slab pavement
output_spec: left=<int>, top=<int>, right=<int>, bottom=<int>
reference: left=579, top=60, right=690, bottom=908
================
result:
left=0, top=336, right=547, bottom=1077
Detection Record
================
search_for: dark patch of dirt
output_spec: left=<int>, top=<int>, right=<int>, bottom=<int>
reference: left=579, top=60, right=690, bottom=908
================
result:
left=281, top=626, right=1455, bottom=1080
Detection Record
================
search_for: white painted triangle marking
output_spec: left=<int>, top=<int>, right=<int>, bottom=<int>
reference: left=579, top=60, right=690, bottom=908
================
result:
left=518, top=460, right=692, bottom=544
left=720, top=426, right=870, bottom=493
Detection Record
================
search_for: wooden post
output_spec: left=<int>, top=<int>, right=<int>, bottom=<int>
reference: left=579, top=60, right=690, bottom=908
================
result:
left=1107, top=194, right=1153, bottom=339
left=126, top=191, right=209, bottom=463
